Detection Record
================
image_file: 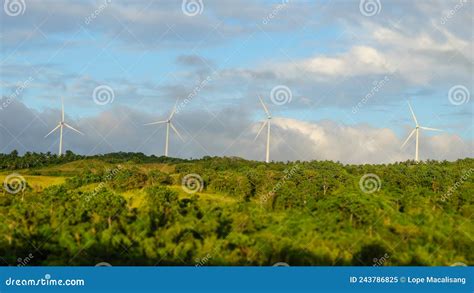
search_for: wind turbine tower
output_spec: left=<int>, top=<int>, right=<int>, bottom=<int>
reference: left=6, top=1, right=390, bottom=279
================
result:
left=45, top=97, right=84, bottom=156
left=145, top=99, right=184, bottom=157
left=255, top=96, right=272, bottom=163
left=401, top=102, right=443, bottom=162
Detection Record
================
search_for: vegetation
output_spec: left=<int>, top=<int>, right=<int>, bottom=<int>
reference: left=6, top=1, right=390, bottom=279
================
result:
left=0, top=151, right=472, bottom=266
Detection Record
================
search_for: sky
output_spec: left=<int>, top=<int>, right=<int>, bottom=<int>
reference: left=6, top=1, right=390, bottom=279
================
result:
left=0, top=0, right=472, bottom=163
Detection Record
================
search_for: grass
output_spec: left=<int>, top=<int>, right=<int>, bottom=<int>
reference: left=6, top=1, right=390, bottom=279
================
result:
left=1, top=167, right=238, bottom=208
left=0, top=174, right=67, bottom=192
left=168, top=185, right=238, bottom=204
left=137, top=163, right=175, bottom=173
left=122, top=189, right=147, bottom=209
left=23, top=159, right=115, bottom=176
left=120, top=185, right=238, bottom=209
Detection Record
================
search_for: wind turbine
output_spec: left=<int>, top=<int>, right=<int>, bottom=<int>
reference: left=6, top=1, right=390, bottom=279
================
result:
left=45, top=97, right=84, bottom=156
left=255, top=96, right=272, bottom=163
left=145, top=99, right=184, bottom=157
left=401, top=102, right=442, bottom=162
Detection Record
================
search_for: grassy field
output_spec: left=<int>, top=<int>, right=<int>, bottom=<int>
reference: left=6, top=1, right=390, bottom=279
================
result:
left=0, top=174, right=67, bottom=192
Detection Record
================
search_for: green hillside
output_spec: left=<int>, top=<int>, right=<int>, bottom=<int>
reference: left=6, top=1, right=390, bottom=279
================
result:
left=0, top=151, right=472, bottom=266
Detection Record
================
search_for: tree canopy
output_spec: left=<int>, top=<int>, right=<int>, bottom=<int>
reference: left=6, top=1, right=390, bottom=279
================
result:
left=0, top=151, right=472, bottom=266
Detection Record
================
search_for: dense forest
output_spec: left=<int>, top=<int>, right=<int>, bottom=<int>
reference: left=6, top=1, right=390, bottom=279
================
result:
left=0, top=151, right=472, bottom=266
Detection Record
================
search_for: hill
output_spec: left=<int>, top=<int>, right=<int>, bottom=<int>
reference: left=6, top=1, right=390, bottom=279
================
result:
left=0, top=151, right=472, bottom=266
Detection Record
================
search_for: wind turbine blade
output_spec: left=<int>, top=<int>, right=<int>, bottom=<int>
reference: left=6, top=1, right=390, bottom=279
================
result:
left=258, top=96, right=270, bottom=117
left=61, top=97, right=65, bottom=121
left=44, top=124, right=60, bottom=138
left=144, top=120, right=167, bottom=126
left=407, top=102, right=418, bottom=125
left=401, top=128, right=416, bottom=148
left=64, top=123, right=84, bottom=135
left=169, top=98, right=179, bottom=120
left=169, top=122, right=184, bottom=141
left=419, top=126, right=443, bottom=132
left=254, top=120, right=268, bottom=141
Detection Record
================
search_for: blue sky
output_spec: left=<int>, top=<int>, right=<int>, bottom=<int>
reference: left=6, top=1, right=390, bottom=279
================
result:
left=0, top=0, right=472, bottom=163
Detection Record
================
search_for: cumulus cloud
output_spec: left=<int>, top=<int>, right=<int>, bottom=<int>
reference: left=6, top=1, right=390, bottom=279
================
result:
left=255, top=7, right=472, bottom=86
left=0, top=0, right=472, bottom=163
left=273, top=45, right=393, bottom=81
left=268, top=118, right=472, bottom=163
left=1, top=98, right=471, bottom=163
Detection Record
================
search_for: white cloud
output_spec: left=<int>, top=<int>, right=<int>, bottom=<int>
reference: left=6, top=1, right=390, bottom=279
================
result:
left=0, top=0, right=472, bottom=163
left=273, top=45, right=393, bottom=81
left=266, top=117, right=472, bottom=163
left=3, top=98, right=471, bottom=164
